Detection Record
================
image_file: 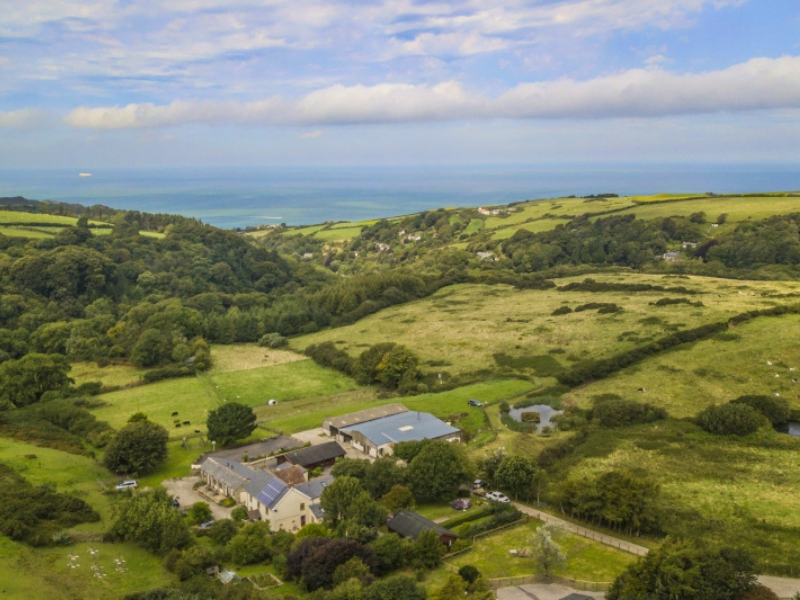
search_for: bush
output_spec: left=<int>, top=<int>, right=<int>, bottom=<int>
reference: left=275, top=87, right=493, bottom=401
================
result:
left=230, top=506, right=248, bottom=521
left=458, top=565, right=480, bottom=584
left=219, top=497, right=236, bottom=508
left=730, top=395, right=791, bottom=426
left=258, top=333, right=288, bottom=348
left=696, top=403, right=766, bottom=436
left=551, top=306, right=572, bottom=316
left=592, top=400, right=667, bottom=428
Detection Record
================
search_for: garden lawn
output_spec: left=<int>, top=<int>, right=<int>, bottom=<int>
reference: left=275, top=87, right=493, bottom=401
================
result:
left=447, top=520, right=634, bottom=582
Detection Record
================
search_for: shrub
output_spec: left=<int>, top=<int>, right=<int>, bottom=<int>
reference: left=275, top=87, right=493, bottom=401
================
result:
left=219, top=497, right=236, bottom=508
left=730, top=395, right=791, bottom=426
left=258, top=333, right=289, bottom=348
left=551, top=306, right=572, bottom=316
left=458, top=565, right=480, bottom=584
left=592, top=400, right=667, bottom=428
left=696, top=403, right=766, bottom=436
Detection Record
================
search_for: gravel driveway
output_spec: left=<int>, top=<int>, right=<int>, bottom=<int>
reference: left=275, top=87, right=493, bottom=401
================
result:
left=161, top=476, right=233, bottom=520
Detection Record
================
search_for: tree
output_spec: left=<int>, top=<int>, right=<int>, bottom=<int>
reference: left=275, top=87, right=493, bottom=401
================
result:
left=376, top=345, right=420, bottom=389
left=206, top=402, right=257, bottom=446
left=103, top=420, right=168, bottom=475
left=369, top=533, right=408, bottom=575
left=349, top=491, right=388, bottom=528
left=364, top=457, right=406, bottom=499
left=111, top=488, right=191, bottom=555
left=406, top=441, right=474, bottom=503
left=331, top=458, right=370, bottom=481
left=476, top=449, right=506, bottom=487
left=130, top=328, right=170, bottom=367
left=320, top=476, right=367, bottom=526
left=362, top=574, right=427, bottom=600
left=301, top=539, right=376, bottom=591
left=186, top=502, right=213, bottom=525
left=0, top=353, right=72, bottom=408
left=495, top=455, right=539, bottom=501
left=332, top=556, right=373, bottom=587
left=353, top=343, right=396, bottom=385
left=529, top=524, right=566, bottom=578
left=381, top=484, right=414, bottom=513
left=412, top=529, right=445, bottom=570
left=607, top=541, right=757, bottom=600
left=229, top=521, right=272, bottom=565
left=458, top=565, right=480, bottom=584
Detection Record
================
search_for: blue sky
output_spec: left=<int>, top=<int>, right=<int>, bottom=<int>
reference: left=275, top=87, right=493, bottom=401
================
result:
left=1, top=0, right=799, bottom=167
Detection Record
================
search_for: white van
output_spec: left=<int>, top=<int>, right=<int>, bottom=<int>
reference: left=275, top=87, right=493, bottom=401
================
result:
left=115, top=480, right=138, bottom=491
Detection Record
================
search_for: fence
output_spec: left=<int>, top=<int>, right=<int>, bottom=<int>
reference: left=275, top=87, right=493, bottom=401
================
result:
left=484, top=574, right=612, bottom=591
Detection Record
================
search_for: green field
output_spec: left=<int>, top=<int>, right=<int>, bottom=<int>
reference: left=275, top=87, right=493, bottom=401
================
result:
left=262, top=378, right=532, bottom=435
left=622, top=195, right=800, bottom=223
left=290, top=274, right=800, bottom=379
left=313, top=226, right=363, bottom=241
left=448, top=520, right=634, bottom=582
left=0, top=226, right=55, bottom=239
left=490, top=218, right=571, bottom=239
left=70, top=362, right=145, bottom=388
left=569, top=314, right=800, bottom=417
left=91, top=358, right=360, bottom=432
left=0, top=210, right=106, bottom=225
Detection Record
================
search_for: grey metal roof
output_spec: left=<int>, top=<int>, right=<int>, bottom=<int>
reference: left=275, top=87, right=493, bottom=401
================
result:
left=294, top=475, right=333, bottom=500
left=309, top=504, right=325, bottom=520
left=201, top=457, right=255, bottom=490
left=281, top=441, right=346, bottom=467
left=387, top=510, right=456, bottom=541
left=340, top=411, right=460, bottom=447
left=324, top=403, right=408, bottom=430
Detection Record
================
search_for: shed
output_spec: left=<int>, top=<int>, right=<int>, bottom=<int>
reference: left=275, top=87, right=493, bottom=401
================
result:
left=219, top=569, right=240, bottom=584
left=387, top=510, right=458, bottom=547
left=323, top=403, right=408, bottom=438
left=277, top=441, right=346, bottom=470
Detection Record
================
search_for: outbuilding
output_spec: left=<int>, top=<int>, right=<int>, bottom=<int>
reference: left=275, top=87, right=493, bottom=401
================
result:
left=339, top=411, right=461, bottom=457
left=387, top=510, right=458, bottom=547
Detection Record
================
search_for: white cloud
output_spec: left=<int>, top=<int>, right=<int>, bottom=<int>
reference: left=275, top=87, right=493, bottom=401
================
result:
left=62, top=56, right=800, bottom=128
left=300, top=130, right=326, bottom=138
left=0, top=108, right=49, bottom=128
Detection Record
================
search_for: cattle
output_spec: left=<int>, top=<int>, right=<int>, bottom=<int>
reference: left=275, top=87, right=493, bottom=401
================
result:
left=171, top=412, right=179, bottom=417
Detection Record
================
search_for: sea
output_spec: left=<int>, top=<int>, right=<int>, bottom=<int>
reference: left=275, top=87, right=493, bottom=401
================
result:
left=1, top=164, right=799, bottom=229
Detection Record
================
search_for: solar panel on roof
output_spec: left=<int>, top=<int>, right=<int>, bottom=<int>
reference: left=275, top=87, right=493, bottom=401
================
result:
left=256, top=478, right=286, bottom=507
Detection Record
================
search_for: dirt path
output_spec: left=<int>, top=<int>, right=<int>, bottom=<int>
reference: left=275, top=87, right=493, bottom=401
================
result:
left=513, top=503, right=649, bottom=557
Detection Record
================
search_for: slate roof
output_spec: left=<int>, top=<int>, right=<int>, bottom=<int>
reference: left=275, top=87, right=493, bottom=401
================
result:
left=274, top=464, right=307, bottom=486
left=387, top=510, right=456, bottom=541
left=340, top=411, right=460, bottom=447
left=294, top=475, right=334, bottom=500
left=201, top=457, right=256, bottom=490
left=281, top=441, right=346, bottom=467
left=243, top=471, right=275, bottom=498
left=255, top=477, right=289, bottom=509
left=324, top=403, right=408, bottom=430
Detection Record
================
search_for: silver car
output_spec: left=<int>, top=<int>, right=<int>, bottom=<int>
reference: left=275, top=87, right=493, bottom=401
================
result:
left=486, top=491, right=510, bottom=503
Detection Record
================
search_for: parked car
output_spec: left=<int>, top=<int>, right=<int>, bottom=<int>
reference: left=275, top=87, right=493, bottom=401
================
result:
left=472, top=479, right=486, bottom=490
left=198, top=520, right=215, bottom=529
left=467, top=399, right=483, bottom=407
left=115, top=480, right=138, bottom=491
left=486, top=491, right=510, bottom=503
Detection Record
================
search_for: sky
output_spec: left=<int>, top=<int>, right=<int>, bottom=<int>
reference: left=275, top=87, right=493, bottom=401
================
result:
left=1, top=0, right=799, bottom=167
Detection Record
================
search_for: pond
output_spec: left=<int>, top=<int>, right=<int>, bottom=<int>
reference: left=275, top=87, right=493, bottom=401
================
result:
left=507, top=404, right=563, bottom=431
left=779, top=421, right=800, bottom=438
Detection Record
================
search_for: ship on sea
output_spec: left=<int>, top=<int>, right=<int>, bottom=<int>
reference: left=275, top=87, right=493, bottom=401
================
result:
left=78, top=173, right=92, bottom=177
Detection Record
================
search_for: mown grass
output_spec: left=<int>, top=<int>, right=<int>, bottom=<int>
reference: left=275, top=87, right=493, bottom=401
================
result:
left=447, top=520, right=634, bottom=582
left=208, top=344, right=306, bottom=374
left=70, top=361, right=145, bottom=388
left=290, top=275, right=800, bottom=379
left=568, top=314, right=800, bottom=417
left=0, top=210, right=107, bottom=225
left=313, top=226, right=362, bottom=241
left=263, top=379, right=532, bottom=435
left=0, top=537, right=173, bottom=600
left=91, top=359, right=359, bottom=433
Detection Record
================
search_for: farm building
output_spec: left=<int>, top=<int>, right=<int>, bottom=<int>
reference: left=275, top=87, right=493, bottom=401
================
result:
left=387, top=510, right=458, bottom=547
left=276, top=441, right=346, bottom=470
left=338, top=411, right=461, bottom=457
left=323, top=403, right=408, bottom=439
left=199, top=457, right=256, bottom=498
